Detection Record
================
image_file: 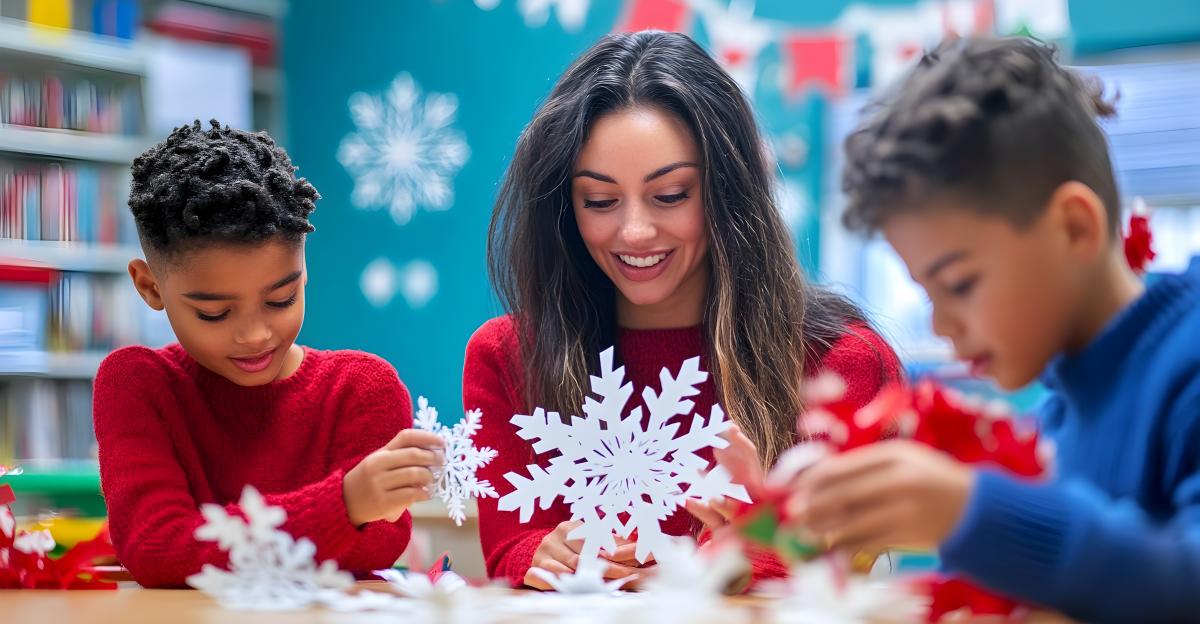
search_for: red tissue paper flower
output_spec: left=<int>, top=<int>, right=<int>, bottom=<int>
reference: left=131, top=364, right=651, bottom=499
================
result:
left=1124, top=212, right=1156, bottom=274
left=731, top=374, right=1050, bottom=621
left=0, top=487, right=117, bottom=590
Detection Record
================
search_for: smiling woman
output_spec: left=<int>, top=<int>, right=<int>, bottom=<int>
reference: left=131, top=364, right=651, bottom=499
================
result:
left=464, top=31, right=902, bottom=590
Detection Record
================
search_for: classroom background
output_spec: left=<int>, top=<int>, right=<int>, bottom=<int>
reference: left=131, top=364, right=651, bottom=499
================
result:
left=1, top=0, right=1198, bottom=576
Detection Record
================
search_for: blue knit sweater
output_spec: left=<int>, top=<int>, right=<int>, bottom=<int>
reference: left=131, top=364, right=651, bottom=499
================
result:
left=939, top=258, right=1200, bottom=622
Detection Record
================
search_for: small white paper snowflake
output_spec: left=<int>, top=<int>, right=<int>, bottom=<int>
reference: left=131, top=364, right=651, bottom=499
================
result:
left=337, top=72, right=470, bottom=226
left=498, top=347, right=751, bottom=564
left=188, top=485, right=354, bottom=611
left=375, top=568, right=469, bottom=598
left=628, top=539, right=751, bottom=624
left=414, top=397, right=499, bottom=526
left=528, top=557, right=636, bottom=595
left=768, top=559, right=926, bottom=624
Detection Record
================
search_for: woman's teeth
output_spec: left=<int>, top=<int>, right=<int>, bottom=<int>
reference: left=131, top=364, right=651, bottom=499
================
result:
left=618, top=253, right=668, bottom=268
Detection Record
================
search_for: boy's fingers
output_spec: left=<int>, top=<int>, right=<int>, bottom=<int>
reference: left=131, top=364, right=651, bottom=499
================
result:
left=822, top=499, right=906, bottom=553
left=794, top=444, right=898, bottom=497
left=386, top=429, right=446, bottom=451
left=378, top=447, right=444, bottom=469
left=380, top=466, right=435, bottom=490
left=799, top=468, right=900, bottom=532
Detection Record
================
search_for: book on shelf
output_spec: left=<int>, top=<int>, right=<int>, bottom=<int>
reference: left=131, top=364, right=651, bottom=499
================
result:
left=0, top=71, right=142, bottom=136
left=0, top=377, right=95, bottom=463
left=0, top=158, right=135, bottom=245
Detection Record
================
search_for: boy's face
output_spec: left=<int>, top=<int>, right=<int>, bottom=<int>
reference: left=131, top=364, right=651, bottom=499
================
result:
left=883, top=204, right=1085, bottom=390
left=131, top=239, right=307, bottom=387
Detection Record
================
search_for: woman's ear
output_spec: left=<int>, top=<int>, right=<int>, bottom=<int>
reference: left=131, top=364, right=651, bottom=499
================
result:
left=128, top=259, right=166, bottom=311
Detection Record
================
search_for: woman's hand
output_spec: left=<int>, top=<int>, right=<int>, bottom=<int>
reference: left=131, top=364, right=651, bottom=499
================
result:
left=686, top=424, right=764, bottom=531
left=524, top=521, right=643, bottom=589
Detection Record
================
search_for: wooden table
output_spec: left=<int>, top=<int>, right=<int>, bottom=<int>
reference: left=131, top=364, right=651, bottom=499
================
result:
left=0, top=584, right=1075, bottom=623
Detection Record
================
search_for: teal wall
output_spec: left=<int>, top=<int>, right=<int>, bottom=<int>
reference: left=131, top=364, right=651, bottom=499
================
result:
left=283, top=0, right=1199, bottom=419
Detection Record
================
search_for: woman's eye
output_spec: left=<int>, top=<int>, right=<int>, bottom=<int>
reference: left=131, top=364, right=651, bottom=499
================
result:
left=655, top=191, right=689, bottom=204
left=583, top=198, right=618, bottom=209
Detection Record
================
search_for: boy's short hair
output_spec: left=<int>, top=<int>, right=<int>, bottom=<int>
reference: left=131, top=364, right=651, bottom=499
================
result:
left=129, top=119, right=319, bottom=259
left=841, top=37, right=1119, bottom=234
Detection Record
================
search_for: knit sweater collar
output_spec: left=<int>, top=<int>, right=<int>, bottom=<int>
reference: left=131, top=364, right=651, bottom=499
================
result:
left=1043, top=258, right=1200, bottom=407
left=169, top=343, right=321, bottom=404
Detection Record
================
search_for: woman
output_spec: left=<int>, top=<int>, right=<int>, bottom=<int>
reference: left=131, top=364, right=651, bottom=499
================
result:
left=465, top=31, right=900, bottom=588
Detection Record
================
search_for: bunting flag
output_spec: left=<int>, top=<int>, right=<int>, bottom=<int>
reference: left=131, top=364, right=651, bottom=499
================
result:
left=783, top=33, right=850, bottom=96
left=614, top=0, right=691, bottom=33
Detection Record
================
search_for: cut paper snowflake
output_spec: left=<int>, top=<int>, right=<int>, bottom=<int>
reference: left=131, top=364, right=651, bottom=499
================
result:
left=498, top=347, right=751, bottom=565
left=529, top=557, right=636, bottom=595
left=360, top=258, right=440, bottom=309
left=766, top=560, right=926, bottom=624
left=517, top=0, right=590, bottom=31
left=337, top=72, right=470, bottom=226
left=188, top=485, right=353, bottom=611
left=641, top=537, right=745, bottom=596
left=473, top=0, right=590, bottom=31
left=375, top=567, right=468, bottom=598
left=620, top=539, right=749, bottom=624
left=414, top=397, right=499, bottom=526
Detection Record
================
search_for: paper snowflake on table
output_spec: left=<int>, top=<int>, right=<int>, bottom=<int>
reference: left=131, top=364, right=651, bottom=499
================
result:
left=499, top=347, right=751, bottom=564
left=767, top=560, right=926, bottom=624
left=187, top=485, right=353, bottom=611
left=413, top=397, right=499, bottom=526
left=337, top=72, right=470, bottom=226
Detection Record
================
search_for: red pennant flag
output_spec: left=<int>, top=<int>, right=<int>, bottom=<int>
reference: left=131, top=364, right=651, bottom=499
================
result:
left=783, top=33, right=849, bottom=97
left=614, top=0, right=690, bottom=34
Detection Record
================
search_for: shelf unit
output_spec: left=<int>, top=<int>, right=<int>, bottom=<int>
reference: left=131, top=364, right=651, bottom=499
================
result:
left=0, top=239, right=140, bottom=273
left=0, top=16, right=147, bottom=75
left=0, top=0, right=286, bottom=495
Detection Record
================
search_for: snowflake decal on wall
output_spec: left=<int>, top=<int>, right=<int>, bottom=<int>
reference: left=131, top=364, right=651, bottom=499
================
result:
left=414, top=397, right=499, bottom=526
left=473, top=0, right=591, bottom=32
left=187, top=486, right=353, bottom=611
left=337, top=72, right=470, bottom=226
left=498, top=347, right=751, bottom=564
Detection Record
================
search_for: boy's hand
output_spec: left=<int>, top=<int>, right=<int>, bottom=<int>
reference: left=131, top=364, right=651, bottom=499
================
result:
left=524, top=521, right=643, bottom=590
left=343, top=429, right=446, bottom=526
left=788, top=440, right=975, bottom=555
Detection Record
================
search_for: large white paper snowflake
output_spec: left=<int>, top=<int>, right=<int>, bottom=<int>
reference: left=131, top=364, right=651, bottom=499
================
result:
left=337, top=72, right=470, bottom=226
left=498, top=347, right=751, bottom=564
left=414, top=397, right=499, bottom=526
left=188, top=485, right=353, bottom=611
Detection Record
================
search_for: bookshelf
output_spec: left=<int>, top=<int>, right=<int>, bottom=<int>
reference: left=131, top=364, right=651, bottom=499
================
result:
left=1, top=0, right=286, bottom=503
left=0, top=15, right=147, bottom=75
left=0, top=125, right=149, bottom=164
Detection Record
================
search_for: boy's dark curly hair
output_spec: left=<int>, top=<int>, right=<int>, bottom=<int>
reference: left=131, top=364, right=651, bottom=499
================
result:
left=841, top=37, right=1119, bottom=234
left=129, top=119, right=319, bottom=258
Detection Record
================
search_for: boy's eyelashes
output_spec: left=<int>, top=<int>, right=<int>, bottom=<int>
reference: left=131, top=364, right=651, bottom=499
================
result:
left=944, top=275, right=980, bottom=298
left=197, top=310, right=230, bottom=322
left=194, top=293, right=299, bottom=322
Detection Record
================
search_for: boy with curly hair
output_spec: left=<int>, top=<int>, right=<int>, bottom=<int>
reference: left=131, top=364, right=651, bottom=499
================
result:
left=789, top=38, right=1200, bottom=620
left=95, top=120, right=444, bottom=587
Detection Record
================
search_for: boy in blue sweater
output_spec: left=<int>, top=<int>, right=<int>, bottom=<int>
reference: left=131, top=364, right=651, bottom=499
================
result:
left=789, top=37, right=1200, bottom=621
